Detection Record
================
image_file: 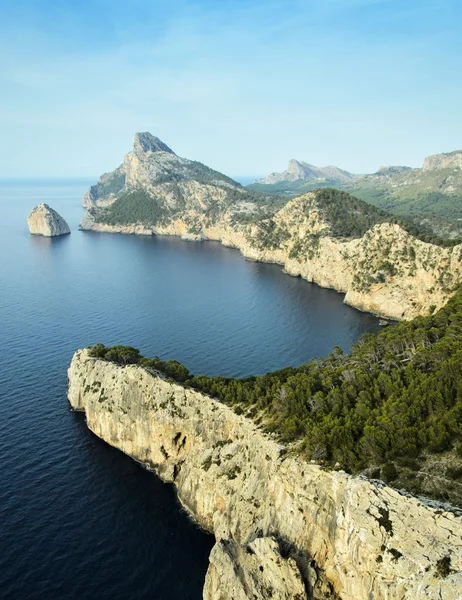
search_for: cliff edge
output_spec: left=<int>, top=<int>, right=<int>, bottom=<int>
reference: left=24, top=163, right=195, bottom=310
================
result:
left=68, top=348, right=462, bottom=600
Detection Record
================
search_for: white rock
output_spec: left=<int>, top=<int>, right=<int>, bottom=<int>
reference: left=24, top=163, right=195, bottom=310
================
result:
left=27, top=203, right=70, bottom=237
left=68, top=349, right=462, bottom=600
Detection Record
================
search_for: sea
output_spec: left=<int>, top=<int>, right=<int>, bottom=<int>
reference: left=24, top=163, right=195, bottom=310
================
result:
left=0, top=179, right=380, bottom=599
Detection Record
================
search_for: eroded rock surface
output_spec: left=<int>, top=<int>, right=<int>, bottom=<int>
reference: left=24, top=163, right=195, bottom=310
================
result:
left=27, top=203, right=70, bottom=237
left=68, top=349, right=462, bottom=599
left=203, top=537, right=309, bottom=600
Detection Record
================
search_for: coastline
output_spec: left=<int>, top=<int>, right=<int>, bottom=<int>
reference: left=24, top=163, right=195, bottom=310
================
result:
left=79, top=214, right=462, bottom=322
left=68, top=348, right=462, bottom=600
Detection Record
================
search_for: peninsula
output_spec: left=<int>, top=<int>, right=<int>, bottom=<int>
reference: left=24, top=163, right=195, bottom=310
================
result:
left=80, top=133, right=462, bottom=321
left=68, top=345, right=462, bottom=599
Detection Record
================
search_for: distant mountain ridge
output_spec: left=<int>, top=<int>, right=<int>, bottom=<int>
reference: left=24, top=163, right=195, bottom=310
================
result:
left=249, top=150, right=462, bottom=237
left=255, top=159, right=357, bottom=186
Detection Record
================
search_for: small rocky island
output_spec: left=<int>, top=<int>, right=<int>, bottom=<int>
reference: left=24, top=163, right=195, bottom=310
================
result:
left=27, top=203, right=70, bottom=237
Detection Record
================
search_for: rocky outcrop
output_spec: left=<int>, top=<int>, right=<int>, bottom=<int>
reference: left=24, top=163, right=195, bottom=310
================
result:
left=423, top=150, right=462, bottom=171
left=68, top=349, right=462, bottom=600
left=27, top=203, right=70, bottom=237
left=203, top=537, right=308, bottom=600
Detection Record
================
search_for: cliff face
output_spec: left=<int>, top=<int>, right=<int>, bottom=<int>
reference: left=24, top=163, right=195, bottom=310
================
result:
left=79, top=133, right=462, bottom=321
left=83, top=132, right=249, bottom=211
left=68, top=349, right=462, bottom=600
left=27, top=203, right=70, bottom=237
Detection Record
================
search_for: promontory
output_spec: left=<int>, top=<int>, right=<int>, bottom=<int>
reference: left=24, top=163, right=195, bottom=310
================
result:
left=80, top=132, right=462, bottom=321
left=68, top=346, right=462, bottom=600
left=28, top=203, right=70, bottom=237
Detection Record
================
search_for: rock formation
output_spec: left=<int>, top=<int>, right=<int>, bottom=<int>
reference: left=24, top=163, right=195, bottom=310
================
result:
left=79, top=134, right=462, bottom=321
left=27, top=203, right=70, bottom=237
left=422, top=150, right=462, bottom=172
left=83, top=131, right=247, bottom=211
left=68, top=348, right=462, bottom=600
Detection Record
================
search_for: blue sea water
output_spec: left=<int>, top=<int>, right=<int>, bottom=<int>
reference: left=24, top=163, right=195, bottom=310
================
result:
left=0, top=179, right=380, bottom=599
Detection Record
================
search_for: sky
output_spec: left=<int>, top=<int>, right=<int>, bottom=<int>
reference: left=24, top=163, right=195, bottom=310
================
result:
left=1, top=0, right=461, bottom=178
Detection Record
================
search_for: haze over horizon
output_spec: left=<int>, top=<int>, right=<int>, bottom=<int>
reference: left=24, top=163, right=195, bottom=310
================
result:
left=1, top=0, right=461, bottom=178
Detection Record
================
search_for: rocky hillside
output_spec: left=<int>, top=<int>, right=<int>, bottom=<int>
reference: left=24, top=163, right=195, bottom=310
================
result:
left=250, top=150, right=462, bottom=237
left=68, top=348, right=462, bottom=600
left=83, top=132, right=274, bottom=219
left=81, top=136, right=462, bottom=320
left=344, top=150, right=462, bottom=225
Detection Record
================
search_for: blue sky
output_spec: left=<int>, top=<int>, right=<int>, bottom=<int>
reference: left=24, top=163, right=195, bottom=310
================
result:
left=1, top=0, right=461, bottom=178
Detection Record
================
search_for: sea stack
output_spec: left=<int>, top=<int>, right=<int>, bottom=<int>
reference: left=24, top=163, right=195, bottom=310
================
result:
left=27, top=203, right=70, bottom=237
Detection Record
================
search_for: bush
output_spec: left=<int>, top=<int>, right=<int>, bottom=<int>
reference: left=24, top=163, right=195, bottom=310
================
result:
left=87, top=286, right=462, bottom=489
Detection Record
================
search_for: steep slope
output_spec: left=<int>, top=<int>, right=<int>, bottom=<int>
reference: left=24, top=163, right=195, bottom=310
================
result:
left=83, top=132, right=274, bottom=225
left=68, top=347, right=462, bottom=600
left=80, top=136, right=462, bottom=320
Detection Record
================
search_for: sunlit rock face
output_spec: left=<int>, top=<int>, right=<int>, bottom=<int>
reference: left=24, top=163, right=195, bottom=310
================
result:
left=27, top=203, right=70, bottom=237
left=68, top=348, right=462, bottom=600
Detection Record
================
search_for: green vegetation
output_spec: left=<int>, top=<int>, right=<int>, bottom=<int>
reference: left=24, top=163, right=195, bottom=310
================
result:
left=95, top=189, right=168, bottom=226
left=248, top=179, right=339, bottom=195
left=435, top=556, right=452, bottom=578
left=251, top=218, right=291, bottom=250
left=312, top=189, right=388, bottom=239
left=311, top=189, right=460, bottom=246
left=186, top=160, right=244, bottom=187
left=89, top=170, right=126, bottom=200
left=348, top=181, right=462, bottom=221
left=89, top=288, right=462, bottom=504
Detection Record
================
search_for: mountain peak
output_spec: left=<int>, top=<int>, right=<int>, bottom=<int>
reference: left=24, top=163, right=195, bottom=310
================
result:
left=133, top=132, right=175, bottom=157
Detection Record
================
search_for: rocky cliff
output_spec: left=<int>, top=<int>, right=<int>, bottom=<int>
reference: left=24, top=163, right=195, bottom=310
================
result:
left=68, top=348, right=462, bottom=600
left=27, top=203, right=70, bottom=237
left=80, top=134, right=462, bottom=320
left=83, top=132, right=253, bottom=211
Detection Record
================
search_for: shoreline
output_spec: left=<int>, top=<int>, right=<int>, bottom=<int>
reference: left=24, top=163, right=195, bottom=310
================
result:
left=79, top=221, right=413, bottom=322
left=68, top=348, right=462, bottom=600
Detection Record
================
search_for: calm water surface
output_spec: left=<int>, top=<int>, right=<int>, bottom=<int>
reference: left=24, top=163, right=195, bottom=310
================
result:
left=0, top=180, right=380, bottom=599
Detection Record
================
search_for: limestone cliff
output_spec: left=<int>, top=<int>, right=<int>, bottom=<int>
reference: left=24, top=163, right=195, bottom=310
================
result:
left=83, top=131, right=250, bottom=211
left=27, top=203, right=70, bottom=237
left=68, top=349, right=462, bottom=600
left=80, top=133, right=462, bottom=321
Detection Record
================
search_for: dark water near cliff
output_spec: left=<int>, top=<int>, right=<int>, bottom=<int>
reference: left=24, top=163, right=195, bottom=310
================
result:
left=0, top=180, right=380, bottom=599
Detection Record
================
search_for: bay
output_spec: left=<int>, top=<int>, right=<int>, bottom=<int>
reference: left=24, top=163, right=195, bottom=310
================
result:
left=0, top=179, right=379, bottom=599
